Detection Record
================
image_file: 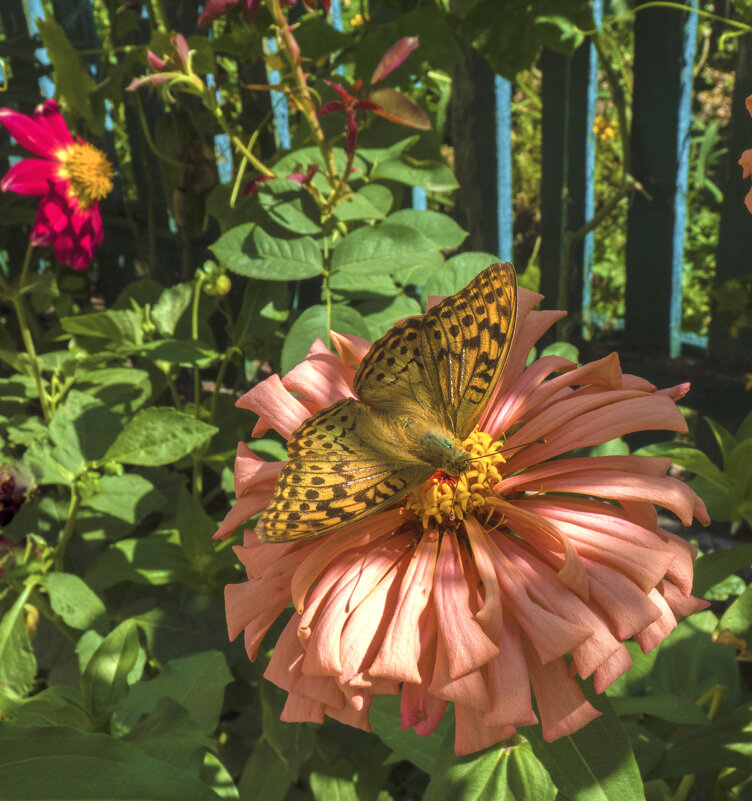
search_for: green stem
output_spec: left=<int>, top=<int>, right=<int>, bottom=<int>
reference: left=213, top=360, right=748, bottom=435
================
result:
left=0, top=243, right=52, bottom=421
left=267, top=0, right=339, bottom=185
left=581, top=1, right=752, bottom=35
left=208, top=347, right=238, bottom=424
left=191, top=272, right=207, bottom=418
left=29, top=588, right=78, bottom=643
left=207, top=97, right=276, bottom=178
left=54, top=488, right=83, bottom=571
left=134, top=94, right=183, bottom=167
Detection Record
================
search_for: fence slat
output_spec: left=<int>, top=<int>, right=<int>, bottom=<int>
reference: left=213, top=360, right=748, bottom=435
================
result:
left=624, top=1, right=697, bottom=357
left=495, top=76, right=513, bottom=263
left=709, top=36, right=752, bottom=368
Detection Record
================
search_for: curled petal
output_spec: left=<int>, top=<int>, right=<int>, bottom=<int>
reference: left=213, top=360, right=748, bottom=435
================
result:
left=238, top=374, right=309, bottom=439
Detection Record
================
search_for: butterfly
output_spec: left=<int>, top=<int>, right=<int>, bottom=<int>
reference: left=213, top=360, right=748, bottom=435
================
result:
left=255, top=262, right=518, bottom=542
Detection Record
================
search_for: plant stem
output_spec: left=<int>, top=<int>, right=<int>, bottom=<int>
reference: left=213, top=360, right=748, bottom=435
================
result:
left=0, top=243, right=52, bottom=421
left=54, top=488, right=82, bottom=571
left=207, top=98, right=276, bottom=178
left=267, top=0, right=339, bottom=185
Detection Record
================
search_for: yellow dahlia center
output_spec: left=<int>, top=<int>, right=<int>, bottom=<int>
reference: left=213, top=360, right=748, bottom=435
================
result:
left=405, top=430, right=505, bottom=529
left=58, top=142, right=114, bottom=207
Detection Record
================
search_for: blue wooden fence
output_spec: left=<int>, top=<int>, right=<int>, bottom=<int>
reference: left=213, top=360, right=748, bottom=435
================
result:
left=2, top=0, right=751, bottom=367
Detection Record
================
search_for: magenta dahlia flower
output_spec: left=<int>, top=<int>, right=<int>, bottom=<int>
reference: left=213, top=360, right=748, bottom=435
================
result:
left=0, top=100, right=113, bottom=270
left=216, top=284, right=709, bottom=755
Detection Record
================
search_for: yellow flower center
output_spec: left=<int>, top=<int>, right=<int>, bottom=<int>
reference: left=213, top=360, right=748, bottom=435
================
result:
left=405, top=430, right=506, bottom=529
left=58, top=142, right=114, bottom=208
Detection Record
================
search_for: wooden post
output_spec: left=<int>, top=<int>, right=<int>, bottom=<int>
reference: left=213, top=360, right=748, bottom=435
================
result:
left=539, top=34, right=597, bottom=331
left=709, top=37, right=752, bottom=369
left=624, top=1, right=697, bottom=357
left=451, top=42, right=498, bottom=254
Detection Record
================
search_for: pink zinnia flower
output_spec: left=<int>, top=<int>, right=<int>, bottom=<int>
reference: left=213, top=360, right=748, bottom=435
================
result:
left=740, top=96, right=752, bottom=215
left=0, top=100, right=113, bottom=270
left=217, top=284, right=709, bottom=755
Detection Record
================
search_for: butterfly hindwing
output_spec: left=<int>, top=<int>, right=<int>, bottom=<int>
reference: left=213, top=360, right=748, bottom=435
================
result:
left=419, top=262, right=517, bottom=439
left=255, top=399, right=433, bottom=541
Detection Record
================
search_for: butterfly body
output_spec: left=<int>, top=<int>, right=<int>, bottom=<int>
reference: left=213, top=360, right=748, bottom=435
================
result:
left=255, top=262, right=518, bottom=542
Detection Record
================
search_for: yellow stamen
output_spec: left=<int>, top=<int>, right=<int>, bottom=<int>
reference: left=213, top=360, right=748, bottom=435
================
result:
left=405, top=430, right=506, bottom=529
left=58, top=142, right=114, bottom=207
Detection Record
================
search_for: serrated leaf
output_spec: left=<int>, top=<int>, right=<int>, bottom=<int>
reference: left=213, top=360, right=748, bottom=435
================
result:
left=211, top=224, right=323, bottom=280
left=387, top=209, right=467, bottom=250
left=257, top=178, right=321, bottom=234
left=104, top=408, right=217, bottom=466
left=333, top=184, right=394, bottom=222
left=332, top=223, right=443, bottom=276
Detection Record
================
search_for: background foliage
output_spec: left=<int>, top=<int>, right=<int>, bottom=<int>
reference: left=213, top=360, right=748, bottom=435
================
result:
left=1, top=1, right=752, bottom=799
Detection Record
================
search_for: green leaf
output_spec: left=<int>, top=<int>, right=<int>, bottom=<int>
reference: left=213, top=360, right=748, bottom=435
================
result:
left=369, top=695, right=448, bottom=774
left=152, top=283, right=193, bottom=337
left=357, top=136, right=419, bottom=164
left=257, top=178, right=321, bottom=234
left=49, top=390, right=122, bottom=467
left=104, top=408, right=217, bottom=466
left=60, top=310, right=144, bottom=345
left=424, top=252, right=501, bottom=299
left=0, top=584, right=36, bottom=701
left=138, top=339, right=215, bottom=367
left=0, top=722, right=224, bottom=800
left=633, top=443, right=729, bottom=488
left=737, top=408, right=752, bottom=442
left=201, top=752, right=240, bottom=801
left=281, top=304, right=371, bottom=375
left=524, top=690, right=645, bottom=801
left=211, top=224, right=323, bottom=280
left=310, top=769, right=359, bottom=801
left=329, top=272, right=401, bottom=300
left=540, top=342, right=579, bottom=363
left=36, top=16, right=96, bottom=122
left=81, top=619, right=141, bottom=720
left=359, top=295, right=422, bottom=341
left=692, top=544, right=752, bottom=597
left=112, top=651, right=232, bottom=736
left=85, top=536, right=190, bottom=590
left=259, top=682, right=315, bottom=779
left=657, top=704, right=752, bottom=777
left=82, top=473, right=166, bottom=524
left=76, top=368, right=153, bottom=415
left=703, top=416, right=738, bottom=466
left=237, top=739, right=295, bottom=801
left=425, top=734, right=555, bottom=801
left=333, top=184, right=393, bottom=222
left=648, top=611, right=740, bottom=713
left=41, top=573, right=107, bottom=633
left=719, top=583, right=752, bottom=643
left=232, top=280, right=290, bottom=346
left=332, top=223, right=443, bottom=277
left=0, top=685, right=91, bottom=730
left=386, top=210, right=467, bottom=250
left=122, top=696, right=213, bottom=773
left=371, top=158, right=459, bottom=191
left=609, top=694, right=710, bottom=726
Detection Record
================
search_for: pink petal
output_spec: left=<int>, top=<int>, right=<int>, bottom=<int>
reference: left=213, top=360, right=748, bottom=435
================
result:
left=330, top=331, right=372, bottom=366
left=0, top=105, right=64, bottom=158
left=290, top=508, right=405, bottom=611
left=369, top=529, right=439, bottom=683
left=371, top=37, right=420, bottom=85
left=1, top=158, right=58, bottom=195
left=740, top=148, right=752, bottom=179
left=34, top=100, right=74, bottom=148
left=237, top=373, right=310, bottom=439
left=233, top=441, right=282, bottom=496
left=282, top=693, right=325, bottom=724
left=634, top=587, right=677, bottom=652
left=522, top=637, right=601, bottom=742
left=465, top=518, right=504, bottom=643
left=592, top=643, right=633, bottom=693
left=282, top=339, right=356, bottom=410
left=659, top=579, right=709, bottom=619
left=401, top=681, right=447, bottom=737
left=454, top=704, right=516, bottom=755
left=484, top=616, right=537, bottom=727
left=432, top=535, right=499, bottom=680
left=213, top=491, right=269, bottom=540
left=429, top=633, right=490, bottom=710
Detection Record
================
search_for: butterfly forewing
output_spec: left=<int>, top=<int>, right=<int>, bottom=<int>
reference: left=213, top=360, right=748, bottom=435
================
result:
left=254, top=263, right=519, bottom=541
left=419, top=262, right=517, bottom=439
left=255, top=399, right=433, bottom=541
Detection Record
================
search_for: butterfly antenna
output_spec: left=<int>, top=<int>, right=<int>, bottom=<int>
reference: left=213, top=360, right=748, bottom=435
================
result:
left=474, top=437, right=547, bottom=461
